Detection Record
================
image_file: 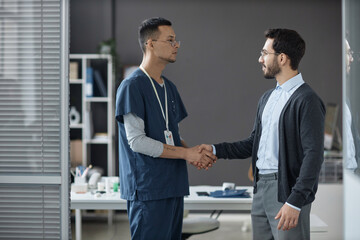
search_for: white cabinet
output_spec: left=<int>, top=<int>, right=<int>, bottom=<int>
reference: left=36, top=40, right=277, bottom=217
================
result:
left=69, top=54, right=115, bottom=176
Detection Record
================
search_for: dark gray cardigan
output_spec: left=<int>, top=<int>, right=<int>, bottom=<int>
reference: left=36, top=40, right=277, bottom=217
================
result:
left=214, top=83, right=325, bottom=208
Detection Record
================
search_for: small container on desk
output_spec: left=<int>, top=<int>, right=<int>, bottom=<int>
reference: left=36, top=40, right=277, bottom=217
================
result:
left=71, top=177, right=88, bottom=193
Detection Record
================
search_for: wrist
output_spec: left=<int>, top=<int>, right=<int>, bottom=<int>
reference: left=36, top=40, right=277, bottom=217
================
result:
left=183, top=147, right=190, bottom=161
left=211, top=145, right=216, bottom=155
left=285, top=202, right=301, bottom=211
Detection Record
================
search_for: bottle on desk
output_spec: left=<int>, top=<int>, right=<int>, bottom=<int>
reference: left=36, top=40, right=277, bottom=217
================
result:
left=105, top=178, right=111, bottom=194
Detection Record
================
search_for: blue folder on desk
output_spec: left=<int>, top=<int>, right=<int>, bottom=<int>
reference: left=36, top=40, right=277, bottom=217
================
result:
left=209, top=189, right=250, bottom=198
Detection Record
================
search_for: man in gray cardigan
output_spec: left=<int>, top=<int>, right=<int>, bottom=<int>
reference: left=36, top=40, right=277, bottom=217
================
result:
left=200, top=29, right=325, bottom=240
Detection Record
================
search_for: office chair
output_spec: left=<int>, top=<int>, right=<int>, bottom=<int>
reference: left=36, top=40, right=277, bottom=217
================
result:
left=181, top=211, right=220, bottom=239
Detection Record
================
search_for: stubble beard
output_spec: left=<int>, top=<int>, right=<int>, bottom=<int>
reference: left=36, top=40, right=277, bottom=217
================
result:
left=159, top=56, right=176, bottom=64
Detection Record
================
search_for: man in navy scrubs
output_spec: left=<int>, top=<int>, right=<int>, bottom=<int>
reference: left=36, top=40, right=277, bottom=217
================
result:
left=115, top=17, right=216, bottom=239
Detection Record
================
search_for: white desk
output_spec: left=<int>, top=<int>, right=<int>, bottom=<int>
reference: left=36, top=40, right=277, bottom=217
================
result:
left=71, top=186, right=253, bottom=240
left=71, top=185, right=327, bottom=239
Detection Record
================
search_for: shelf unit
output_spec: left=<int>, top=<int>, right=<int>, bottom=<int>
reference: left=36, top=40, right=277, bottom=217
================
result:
left=69, top=54, right=115, bottom=176
left=319, top=153, right=343, bottom=183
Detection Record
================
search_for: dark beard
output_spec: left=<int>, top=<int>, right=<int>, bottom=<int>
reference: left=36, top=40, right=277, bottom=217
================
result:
left=264, top=58, right=280, bottom=79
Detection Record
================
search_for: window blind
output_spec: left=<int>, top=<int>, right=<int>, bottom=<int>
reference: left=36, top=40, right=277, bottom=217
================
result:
left=0, top=185, right=61, bottom=239
left=0, top=0, right=69, bottom=239
left=0, top=0, right=61, bottom=175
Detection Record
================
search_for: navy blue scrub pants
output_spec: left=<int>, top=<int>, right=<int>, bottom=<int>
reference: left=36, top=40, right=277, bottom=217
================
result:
left=127, top=196, right=184, bottom=240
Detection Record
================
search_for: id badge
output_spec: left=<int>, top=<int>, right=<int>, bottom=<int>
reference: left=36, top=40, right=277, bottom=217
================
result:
left=164, top=130, right=175, bottom=146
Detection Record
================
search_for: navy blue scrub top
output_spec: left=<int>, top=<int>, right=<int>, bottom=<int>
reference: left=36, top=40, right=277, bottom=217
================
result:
left=115, top=68, right=189, bottom=201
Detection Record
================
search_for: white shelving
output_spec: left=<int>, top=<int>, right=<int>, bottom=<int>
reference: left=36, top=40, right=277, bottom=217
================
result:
left=69, top=54, right=115, bottom=176
left=86, top=97, right=109, bottom=102
left=70, top=123, right=83, bottom=129
left=69, top=79, right=83, bottom=84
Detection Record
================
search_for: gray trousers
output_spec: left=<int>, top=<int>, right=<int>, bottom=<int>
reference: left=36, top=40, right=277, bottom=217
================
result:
left=251, top=173, right=311, bottom=240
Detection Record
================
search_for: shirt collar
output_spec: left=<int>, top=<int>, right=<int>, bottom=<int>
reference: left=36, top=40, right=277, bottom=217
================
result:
left=276, top=73, right=304, bottom=92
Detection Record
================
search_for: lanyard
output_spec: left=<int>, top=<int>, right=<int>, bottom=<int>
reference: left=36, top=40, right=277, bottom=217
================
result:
left=139, top=66, right=169, bottom=131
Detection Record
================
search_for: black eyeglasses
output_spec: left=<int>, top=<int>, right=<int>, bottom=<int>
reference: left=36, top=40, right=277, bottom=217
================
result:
left=260, top=50, right=279, bottom=57
left=151, top=39, right=180, bottom=47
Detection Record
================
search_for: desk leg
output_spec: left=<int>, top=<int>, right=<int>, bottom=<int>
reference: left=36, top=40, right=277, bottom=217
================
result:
left=75, top=209, right=82, bottom=240
left=108, top=210, right=113, bottom=226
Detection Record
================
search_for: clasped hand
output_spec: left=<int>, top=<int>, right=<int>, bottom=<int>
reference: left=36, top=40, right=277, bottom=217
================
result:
left=185, top=144, right=217, bottom=170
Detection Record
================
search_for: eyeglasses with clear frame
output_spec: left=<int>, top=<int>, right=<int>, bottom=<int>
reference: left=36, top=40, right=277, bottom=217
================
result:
left=260, top=50, right=279, bottom=57
left=151, top=39, right=180, bottom=47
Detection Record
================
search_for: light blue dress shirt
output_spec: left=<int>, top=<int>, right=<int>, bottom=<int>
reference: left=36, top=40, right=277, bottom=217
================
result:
left=256, top=73, right=305, bottom=174
left=256, top=74, right=304, bottom=211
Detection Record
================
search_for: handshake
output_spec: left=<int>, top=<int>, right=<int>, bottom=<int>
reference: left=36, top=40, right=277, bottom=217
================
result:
left=184, top=144, right=217, bottom=170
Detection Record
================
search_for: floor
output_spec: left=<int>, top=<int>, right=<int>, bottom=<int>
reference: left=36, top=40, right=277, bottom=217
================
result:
left=70, top=212, right=253, bottom=240
left=70, top=212, right=333, bottom=240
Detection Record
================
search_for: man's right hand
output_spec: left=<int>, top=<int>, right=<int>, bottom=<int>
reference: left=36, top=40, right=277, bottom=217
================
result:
left=198, top=144, right=213, bottom=153
left=185, top=145, right=217, bottom=170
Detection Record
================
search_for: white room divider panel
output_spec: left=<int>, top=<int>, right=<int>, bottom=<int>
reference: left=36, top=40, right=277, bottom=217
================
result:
left=0, top=0, right=70, bottom=239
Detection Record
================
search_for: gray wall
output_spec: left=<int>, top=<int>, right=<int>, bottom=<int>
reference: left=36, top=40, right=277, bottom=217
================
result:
left=70, top=0, right=342, bottom=186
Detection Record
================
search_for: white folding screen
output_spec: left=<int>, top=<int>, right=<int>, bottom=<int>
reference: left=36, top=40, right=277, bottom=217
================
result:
left=0, top=0, right=70, bottom=239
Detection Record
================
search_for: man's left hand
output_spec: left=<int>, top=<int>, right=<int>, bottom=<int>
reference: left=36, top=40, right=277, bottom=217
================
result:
left=275, top=204, right=300, bottom=231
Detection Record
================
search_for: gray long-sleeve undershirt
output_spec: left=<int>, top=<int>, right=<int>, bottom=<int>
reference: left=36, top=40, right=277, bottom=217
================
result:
left=123, top=113, right=164, bottom=157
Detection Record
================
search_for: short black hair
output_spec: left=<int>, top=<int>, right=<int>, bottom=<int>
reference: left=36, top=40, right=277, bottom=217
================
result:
left=265, top=29, right=305, bottom=70
left=138, top=17, right=172, bottom=53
